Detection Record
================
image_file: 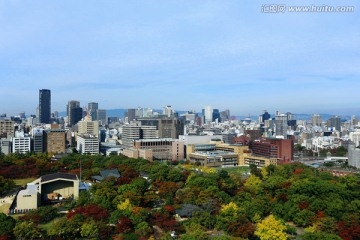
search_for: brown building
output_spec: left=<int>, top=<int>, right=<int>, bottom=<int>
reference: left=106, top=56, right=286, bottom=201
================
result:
left=249, top=138, right=293, bottom=164
left=134, top=138, right=184, bottom=161
left=44, top=129, right=66, bottom=153
left=0, top=119, right=14, bottom=137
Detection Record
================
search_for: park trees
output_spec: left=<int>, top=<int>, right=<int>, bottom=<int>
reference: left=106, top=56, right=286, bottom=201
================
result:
left=13, top=221, right=42, bottom=240
left=255, top=215, right=288, bottom=240
left=0, top=213, right=16, bottom=239
left=0, top=176, right=15, bottom=196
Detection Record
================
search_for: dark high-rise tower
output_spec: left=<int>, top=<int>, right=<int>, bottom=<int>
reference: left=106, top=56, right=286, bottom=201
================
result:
left=88, top=102, right=98, bottom=121
left=328, top=116, right=341, bottom=131
left=212, top=109, right=221, bottom=122
left=39, top=89, right=51, bottom=124
left=67, top=100, right=82, bottom=127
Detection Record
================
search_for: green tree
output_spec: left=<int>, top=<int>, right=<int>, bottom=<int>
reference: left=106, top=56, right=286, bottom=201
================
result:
left=298, top=231, right=341, bottom=240
left=48, top=216, right=82, bottom=239
left=167, top=168, right=184, bottom=182
left=80, top=219, right=99, bottom=240
left=250, top=164, right=263, bottom=179
left=181, top=222, right=208, bottom=240
left=0, top=176, right=15, bottom=195
left=0, top=213, right=16, bottom=238
left=14, top=221, right=42, bottom=240
left=134, top=221, right=153, bottom=237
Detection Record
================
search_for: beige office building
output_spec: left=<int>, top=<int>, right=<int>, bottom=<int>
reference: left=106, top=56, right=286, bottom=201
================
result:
left=78, top=115, right=99, bottom=137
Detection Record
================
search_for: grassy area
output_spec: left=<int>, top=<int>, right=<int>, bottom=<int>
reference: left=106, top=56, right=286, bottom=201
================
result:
left=220, top=166, right=250, bottom=177
left=39, top=214, right=66, bottom=232
left=9, top=214, right=25, bottom=220
left=14, top=178, right=36, bottom=187
left=40, top=218, right=58, bottom=232
left=0, top=203, right=11, bottom=214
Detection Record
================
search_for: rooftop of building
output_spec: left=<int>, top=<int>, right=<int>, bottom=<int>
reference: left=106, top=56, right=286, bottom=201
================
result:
left=91, top=169, right=121, bottom=182
left=135, top=138, right=181, bottom=142
left=78, top=134, right=99, bottom=139
left=191, top=151, right=238, bottom=157
left=41, top=172, right=78, bottom=182
left=45, top=129, right=66, bottom=133
left=18, top=187, right=38, bottom=196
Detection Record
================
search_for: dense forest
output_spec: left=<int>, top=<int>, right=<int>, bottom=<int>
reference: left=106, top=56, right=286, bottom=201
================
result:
left=0, top=153, right=360, bottom=239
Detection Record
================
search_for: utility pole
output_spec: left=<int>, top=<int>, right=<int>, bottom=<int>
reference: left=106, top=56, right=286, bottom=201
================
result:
left=79, top=158, right=82, bottom=182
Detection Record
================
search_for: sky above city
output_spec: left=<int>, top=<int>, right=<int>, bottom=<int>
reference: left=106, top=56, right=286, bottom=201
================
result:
left=1, top=0, right=360, bottom=116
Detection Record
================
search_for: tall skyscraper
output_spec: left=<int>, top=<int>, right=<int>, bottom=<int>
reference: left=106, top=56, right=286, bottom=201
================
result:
left=88, top=102, right=98, bottom=121
left=126, top=109, right=136, bottom=123
left=220, top=109, right=230, bottom=122
left=328, top=116, right=341, bottom=131
left=261, top=110, right=271, bottom=123
left=39, top=89, right=51, bottom=124
left=97, top=109, right=107, bottom=126
left=212, top=109, right=221, bottom=122
left=311, top=114, right=322, bottom=126
left=67, top=100, right=82, bottom=127
left=275, top=112, right=288, bottom=137
left=204, top=106, right=212, bottom=123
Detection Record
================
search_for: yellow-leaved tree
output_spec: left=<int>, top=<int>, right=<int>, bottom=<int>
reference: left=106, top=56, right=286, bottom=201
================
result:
left=244, top=175, right=263, bottom=194
left=117, top=199, right=133, bottom=211
left=255, top=215, right=288, bottom=240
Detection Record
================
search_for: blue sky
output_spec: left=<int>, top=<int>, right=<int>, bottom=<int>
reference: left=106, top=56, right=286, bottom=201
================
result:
left=1, top=0, right=359, bottom=116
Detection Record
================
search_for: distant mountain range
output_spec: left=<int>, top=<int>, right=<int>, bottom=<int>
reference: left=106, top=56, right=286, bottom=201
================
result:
left=59, top=109, right=356, bottom=121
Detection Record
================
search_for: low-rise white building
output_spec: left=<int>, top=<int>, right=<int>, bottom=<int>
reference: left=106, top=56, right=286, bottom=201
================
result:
left=77, top=134, right=99, bottom=155
left=12, top=137, right=31, bottom=154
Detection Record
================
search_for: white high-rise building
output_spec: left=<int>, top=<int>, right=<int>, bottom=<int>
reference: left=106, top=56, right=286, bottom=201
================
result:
left=163, top=105, right=173, bottom=117
left=144, top=108, right=153, bottom=117
left=348, top=144, right=360, bottom=169
left=349, top=130, right=360, bottom=147
left=135, top=107, right=143, bottom=118
left=204, top=106, right=212, bottom=123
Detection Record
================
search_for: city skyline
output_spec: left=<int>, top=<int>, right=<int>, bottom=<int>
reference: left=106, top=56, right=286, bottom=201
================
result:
left=1, top=1, right=360, bottom=116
